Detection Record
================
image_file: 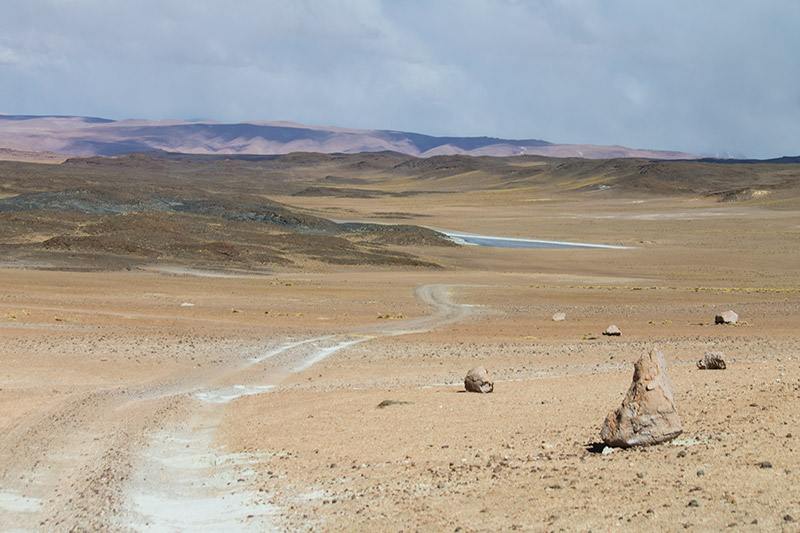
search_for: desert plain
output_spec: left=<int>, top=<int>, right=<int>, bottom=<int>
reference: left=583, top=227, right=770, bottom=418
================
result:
left=0, top=153, right=799, bottom=532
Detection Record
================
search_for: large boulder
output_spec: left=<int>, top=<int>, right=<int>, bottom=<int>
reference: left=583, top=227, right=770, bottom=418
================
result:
left=715, top=310, right=738, bottom=324
left=601, top=348, right=682, bottom=447
left=697, top=351, right=727, bottom=370
left=465, top=366, right=493, bottom=393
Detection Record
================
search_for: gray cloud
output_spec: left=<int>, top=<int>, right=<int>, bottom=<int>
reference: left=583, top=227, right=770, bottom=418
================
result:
left=1, top=0, right=798, bottom=158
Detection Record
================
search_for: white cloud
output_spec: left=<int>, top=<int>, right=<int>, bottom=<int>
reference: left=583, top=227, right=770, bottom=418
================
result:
left=0, top=46, right=21, bottom=65
left=0, top=0, right=799, bottom=157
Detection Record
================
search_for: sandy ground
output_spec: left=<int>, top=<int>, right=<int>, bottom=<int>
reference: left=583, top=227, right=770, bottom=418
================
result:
left=1, top=194, right=799, bottom=532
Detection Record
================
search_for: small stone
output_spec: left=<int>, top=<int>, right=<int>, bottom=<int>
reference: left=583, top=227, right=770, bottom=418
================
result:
left=697, top=352, right=727, bottom=370
left=552, top=312, right=566, bottom=321
left=697, top=470, right=705, bottom=477
left=678, top=450, right=687, bottom=458
left=687, top=499, right=699, bottom=507
left=715, top=310, right=738, bottom=324
left=759, top=461, right=773, bottom=469
left=465, top=366, right=494, bottom=393
left=784, top=515, right=794, bottom=522
left=602, top=325, right=622, bottom=336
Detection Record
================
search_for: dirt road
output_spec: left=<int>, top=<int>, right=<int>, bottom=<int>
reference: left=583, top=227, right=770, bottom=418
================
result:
left=0, top=283, right=474, bottom=531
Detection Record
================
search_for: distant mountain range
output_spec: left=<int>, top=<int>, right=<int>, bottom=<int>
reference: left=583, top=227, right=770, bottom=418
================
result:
left=0, top=114, right=700, bottom=159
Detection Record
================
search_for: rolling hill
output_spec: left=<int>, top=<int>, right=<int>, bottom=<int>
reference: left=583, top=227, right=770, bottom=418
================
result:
left=0, top=114, right=698, bottom=159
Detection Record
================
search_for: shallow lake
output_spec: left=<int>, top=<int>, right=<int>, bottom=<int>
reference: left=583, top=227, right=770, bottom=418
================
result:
left=440, top=231, right=631, bottom=250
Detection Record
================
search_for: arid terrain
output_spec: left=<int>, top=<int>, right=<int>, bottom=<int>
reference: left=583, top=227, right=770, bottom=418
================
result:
left=0, top=152, right=799, bottom=531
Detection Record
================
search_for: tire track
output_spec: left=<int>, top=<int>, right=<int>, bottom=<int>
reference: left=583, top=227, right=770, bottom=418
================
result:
left=0, top=285, right=475, bottom=531
left=119, top=284, right=476, bottom=531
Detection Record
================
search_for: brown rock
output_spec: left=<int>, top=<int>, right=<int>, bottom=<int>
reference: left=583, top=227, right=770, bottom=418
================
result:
left=601, top=348, right=682, bottom=447
left=465, top=366, right=493, bottom=393
left=602, top=325, right=622, bottom=336
left=715, top=310, right=738, bottom=324
left=552, top=312, right=566, bottom=322
left=697, top=351, right=727, bottom=370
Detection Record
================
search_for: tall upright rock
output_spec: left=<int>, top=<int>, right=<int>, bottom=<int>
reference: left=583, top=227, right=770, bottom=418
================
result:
left=601, top=348, right=682, bottom=447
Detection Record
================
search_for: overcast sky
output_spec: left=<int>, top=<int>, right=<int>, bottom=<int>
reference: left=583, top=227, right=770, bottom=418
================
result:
left=2, top=0, right=798, bottom=158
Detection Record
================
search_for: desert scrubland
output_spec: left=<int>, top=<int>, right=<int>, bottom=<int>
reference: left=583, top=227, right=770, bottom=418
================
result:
left=0, top=153, right=798, bottom=531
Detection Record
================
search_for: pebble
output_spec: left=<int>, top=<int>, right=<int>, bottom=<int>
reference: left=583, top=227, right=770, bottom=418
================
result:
left=696, top=470, right=705, bottom=477
left=687, top=499, right=699, bottom=507
left=759, top=461, right=773, bottom=469
left=677, top=451, right=687, bottom=458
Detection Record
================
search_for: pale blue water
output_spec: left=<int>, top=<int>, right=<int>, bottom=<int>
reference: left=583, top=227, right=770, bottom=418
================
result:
left=442, top=232, right=631, bottom=250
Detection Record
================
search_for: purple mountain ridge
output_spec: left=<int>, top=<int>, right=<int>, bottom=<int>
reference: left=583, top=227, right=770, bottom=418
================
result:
left=0, top=115, right=699, bottom=159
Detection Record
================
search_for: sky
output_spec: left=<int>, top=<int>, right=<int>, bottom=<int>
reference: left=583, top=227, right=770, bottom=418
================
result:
left=1, top=0, right=798, bottom=158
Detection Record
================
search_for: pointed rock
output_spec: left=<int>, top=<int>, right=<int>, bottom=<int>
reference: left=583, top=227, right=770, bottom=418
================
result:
left=601, top=348, right=682, bottom=447
left=715, top=310, right=738, bottom=324
left=602, top=325, right=622, bottom=336
left=697, top=351, right=727, bottom=370
left=465, top=366, right=493, bottom=393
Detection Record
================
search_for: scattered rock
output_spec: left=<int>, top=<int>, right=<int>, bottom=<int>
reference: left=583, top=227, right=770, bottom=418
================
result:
left=465, top=366, right=494, bottom=393
left=376, top=400, right=413, bottom=409
left=600, top=348, right=683, bottom=447
left=552, top=312, right=566, bottom=321
left=715, top=310, right=738, bottom=324
left=602, top=325, right=621, bottom=336
left=687, top=499, right=700, bottom=507
left=759, top=461, right=773, bottom=469
left=785, top=515, right=794, bottom=522
left=697, top=352, right=727, bottom=370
